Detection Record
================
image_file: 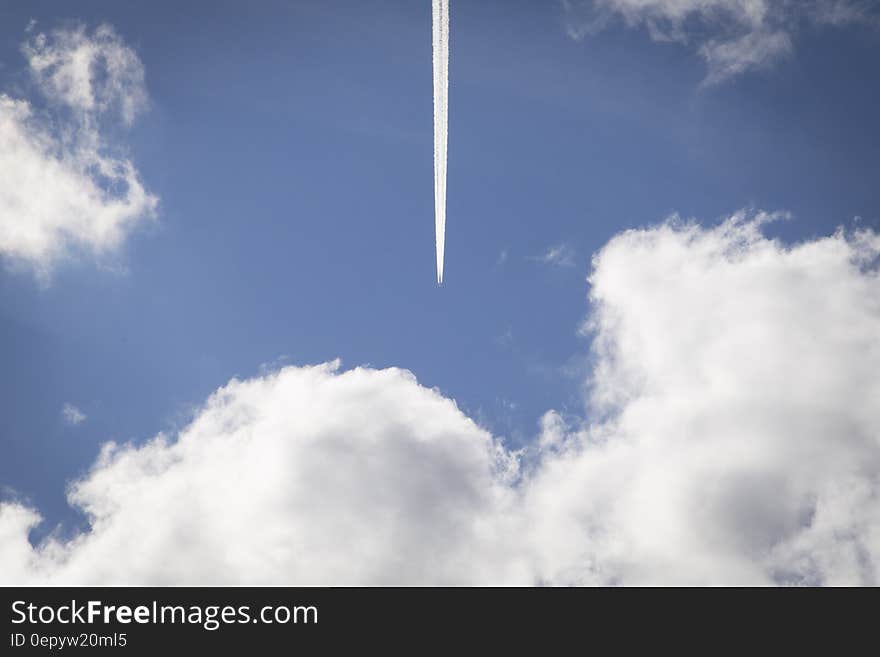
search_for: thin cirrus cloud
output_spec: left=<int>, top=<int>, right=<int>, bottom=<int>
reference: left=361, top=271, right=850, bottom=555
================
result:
left=561, top=0, right=877, bottom=84
left=0, top=24, right=156, bottom=279
left=2, top=212, right=878, bottom=585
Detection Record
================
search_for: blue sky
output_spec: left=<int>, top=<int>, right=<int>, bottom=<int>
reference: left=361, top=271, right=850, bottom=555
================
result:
left=1, top=0, right=879, bottom=552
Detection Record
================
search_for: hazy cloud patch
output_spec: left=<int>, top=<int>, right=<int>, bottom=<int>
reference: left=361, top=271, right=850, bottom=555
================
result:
left=61, top=403, right=87, bottom=426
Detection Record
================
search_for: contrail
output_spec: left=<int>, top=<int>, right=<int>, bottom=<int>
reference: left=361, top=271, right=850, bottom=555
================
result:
left=432, top=0, right=449, bottom=285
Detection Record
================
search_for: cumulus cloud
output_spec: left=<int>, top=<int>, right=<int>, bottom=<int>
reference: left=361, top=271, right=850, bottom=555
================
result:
left=61, top=403, right=87, bottom=426
left=0, top=24, right=156, bottom=278
left=0, top=362, right=527, bottom=585
left=522, top=212, right=880, bottom=584
left=1, top=213, right=879, bottom=585
left=561, top=0, right=876, bottom=84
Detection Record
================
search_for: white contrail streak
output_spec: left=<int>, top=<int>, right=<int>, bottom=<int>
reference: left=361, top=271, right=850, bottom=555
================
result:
left=432, top=0, right=449, bottom=285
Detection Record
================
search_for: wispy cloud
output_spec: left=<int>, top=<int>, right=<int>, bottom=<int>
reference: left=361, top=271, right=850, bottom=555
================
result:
left=561, top=0, right=877, bottom=84
left=0, top=23, right=157, bottom=280
left=530, top=243, right=576, bottom=268
left=61, top=403, right=86, bottom=426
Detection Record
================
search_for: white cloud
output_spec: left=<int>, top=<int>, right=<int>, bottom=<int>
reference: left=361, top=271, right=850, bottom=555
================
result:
left=0, top=24, right=156, bottom=279
left=531, top=243, right=577, bottom=268
left=24, top=24, right=148, bottom=126
left=562, top=0, right=875, bottom=84
left=699, top=29, right=793, bottom=84
left=522, top=212, right=880, bottom=584
left=1, top=213, right=879, bottom=585
left=0, top=362, right=527, bottom=585
left=61, top=403, right=87, bottom=426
